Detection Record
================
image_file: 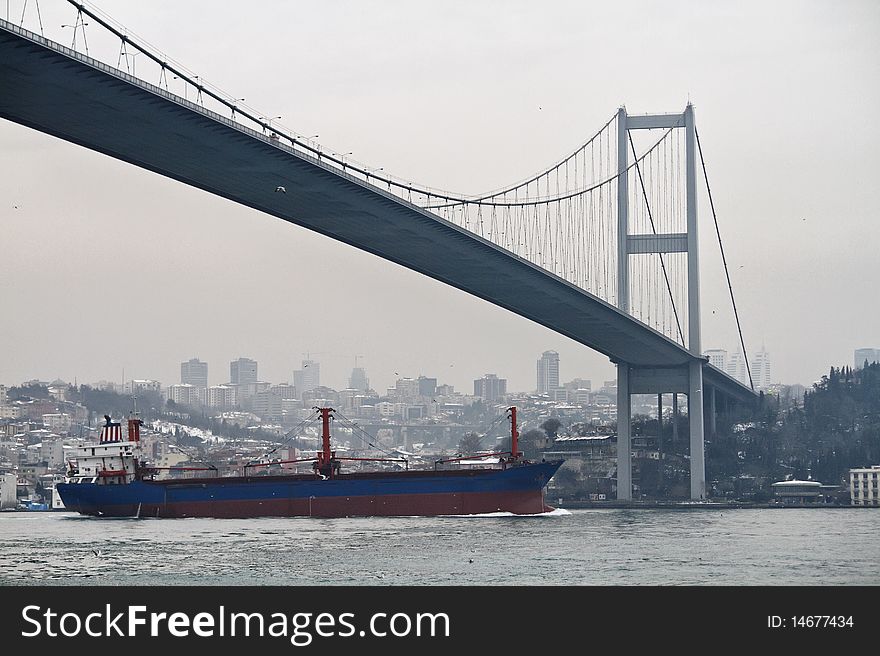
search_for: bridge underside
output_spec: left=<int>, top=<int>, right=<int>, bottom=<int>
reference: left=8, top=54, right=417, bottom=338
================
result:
left=0, top=25, right=754, bottom=405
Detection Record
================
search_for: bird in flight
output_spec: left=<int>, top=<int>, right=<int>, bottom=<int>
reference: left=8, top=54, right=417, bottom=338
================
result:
left=275, top=186, right=286, bottom=193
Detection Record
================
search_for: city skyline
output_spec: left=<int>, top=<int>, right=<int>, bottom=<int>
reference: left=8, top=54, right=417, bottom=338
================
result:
left=1, top=1, right=878, bottom=398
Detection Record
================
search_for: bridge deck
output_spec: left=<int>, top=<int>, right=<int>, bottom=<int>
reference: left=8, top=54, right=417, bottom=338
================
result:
left=0, top=23, right=754, bottom=402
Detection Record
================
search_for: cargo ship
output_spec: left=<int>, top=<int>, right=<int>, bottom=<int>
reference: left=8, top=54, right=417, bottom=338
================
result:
left=56, top=408, right=563, bottom=518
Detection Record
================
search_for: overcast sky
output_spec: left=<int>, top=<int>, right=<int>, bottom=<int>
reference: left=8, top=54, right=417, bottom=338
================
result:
left=1, top=0, right=878, bottom=393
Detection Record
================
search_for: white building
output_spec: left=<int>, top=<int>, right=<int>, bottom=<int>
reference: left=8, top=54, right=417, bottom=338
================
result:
left=704, top=349, right=727, bottom=371
left=0, top=473, right=17, bottom=509
left=169, top=383, right=200, bottom=406
left=41, top=413, right=73, bottom=433
left=750, top=347, right=771, bottom=390
left=850, top=466, right=880, bottom=506
left=537, top=350, right=560, bottom=393
left=726, top=349, right=748, bottom=385
left=293, top=360, right=320, bottom=396
left=124, top=379, right=162, bottom=395
left=181, top=358, right=208, bottom=388
left=207, top=385, right=237, bottom=408
left=376, top=401, right=396, bottom=417
left=854, top=348, right=880, bottom=369
left=395, top=378, right=420, bottom=401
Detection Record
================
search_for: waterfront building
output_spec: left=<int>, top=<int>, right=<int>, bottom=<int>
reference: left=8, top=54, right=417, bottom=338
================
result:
left=771, top=479, right=822, bottom=504
left=537, top=350, right=560, bottom=393
left=850, top=465, right=880, bottom=506
left=230, top=358, right=258, bottom=385
left=181, top=358, right=208, bottom=388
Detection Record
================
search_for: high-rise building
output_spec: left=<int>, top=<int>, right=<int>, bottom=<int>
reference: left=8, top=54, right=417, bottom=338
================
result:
left=417, top=376, right=437, bottom=397
left=230, top=357, right=258, bottom=385
left=855, top=348, right=880, bottom=369
left=537, top=350, right=560, bottom=394
left=473, top=374, right=507, bottom=402
left=726, top=349, right=748, bottom=386
left=181, top=358, right=208, bottom=388
left=704, top=349, right=727, bottom=371
left=750, top=347, right=771, bottom=390
left=207, top=385, right=237, bottom=408
left=293, top=360, right=320, bottom=396
left=349, top=367, right=369, bottom=392
left=395, top=378, right=420, bottom=400
left=169, top=383, right=200, bottom=406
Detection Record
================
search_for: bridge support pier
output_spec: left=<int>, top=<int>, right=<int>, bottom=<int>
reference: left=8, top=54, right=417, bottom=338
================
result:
left=707, top=384, right=717, bottom=438
left=616, top=363, right=632, bottom=500
left=689, top=360, right=706, bottom=500
left=672, top=393, right=679, bottom=444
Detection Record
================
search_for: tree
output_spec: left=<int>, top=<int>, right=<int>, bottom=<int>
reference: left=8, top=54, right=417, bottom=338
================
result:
left=541, top=417, right=562, bottom=438
left=551, top=467, right=581, bottom=498
left=518, top=428, right=545, bottom=459
left=457, top=431, right=482, bottom=455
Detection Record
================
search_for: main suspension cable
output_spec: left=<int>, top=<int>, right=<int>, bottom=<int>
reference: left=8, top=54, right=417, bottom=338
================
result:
left=695, top=126, right=753, bottom=390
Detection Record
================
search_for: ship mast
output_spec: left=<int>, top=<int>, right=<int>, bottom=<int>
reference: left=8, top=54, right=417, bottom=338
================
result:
left=315, top=407, right=339, bottom=479
left=508, top=406, right=519, bottom=459
left=320, top=407, right=332, bottom=464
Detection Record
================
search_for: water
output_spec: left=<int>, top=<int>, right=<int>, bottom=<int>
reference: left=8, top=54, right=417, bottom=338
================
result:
left=1, top=508, right=878, bottom=585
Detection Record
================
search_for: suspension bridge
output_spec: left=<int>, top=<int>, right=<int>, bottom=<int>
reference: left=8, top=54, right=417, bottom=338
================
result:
left=0, top=2, right=757, bottom=500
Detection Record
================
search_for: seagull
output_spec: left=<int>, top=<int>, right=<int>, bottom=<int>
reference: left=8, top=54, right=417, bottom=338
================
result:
left=275, top=186, right=286, bottom=193
left=92, top=549, right=102, bottom=557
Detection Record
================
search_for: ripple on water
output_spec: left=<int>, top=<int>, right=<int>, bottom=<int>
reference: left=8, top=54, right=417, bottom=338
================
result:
left=1, top=509, right=878, bottom=585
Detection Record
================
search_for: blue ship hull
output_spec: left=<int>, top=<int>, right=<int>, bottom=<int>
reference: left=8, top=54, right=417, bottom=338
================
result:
left=57, top=460, right=564, bottom=518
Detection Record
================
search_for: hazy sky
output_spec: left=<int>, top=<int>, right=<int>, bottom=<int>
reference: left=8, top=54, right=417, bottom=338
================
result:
left=1, top=0, right=878, bottom=393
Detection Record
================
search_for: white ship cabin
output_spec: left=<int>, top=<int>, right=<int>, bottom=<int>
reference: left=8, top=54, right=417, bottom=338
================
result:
left=66, top=416, right=143, bottom=485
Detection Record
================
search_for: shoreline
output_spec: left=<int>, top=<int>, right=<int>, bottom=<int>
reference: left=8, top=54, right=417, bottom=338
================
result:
left=554, top=500, right=870, bottom=509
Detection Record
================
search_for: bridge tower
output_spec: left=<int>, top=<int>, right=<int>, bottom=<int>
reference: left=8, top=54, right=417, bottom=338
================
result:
left=615, top=103, right=706, bottom=501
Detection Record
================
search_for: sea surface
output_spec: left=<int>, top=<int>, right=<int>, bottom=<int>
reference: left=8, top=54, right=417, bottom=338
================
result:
left=1, top=508, right=878, bottom=585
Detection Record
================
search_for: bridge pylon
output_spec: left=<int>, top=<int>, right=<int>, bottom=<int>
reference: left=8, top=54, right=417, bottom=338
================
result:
left=615, top=104, right=706, bottom=501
